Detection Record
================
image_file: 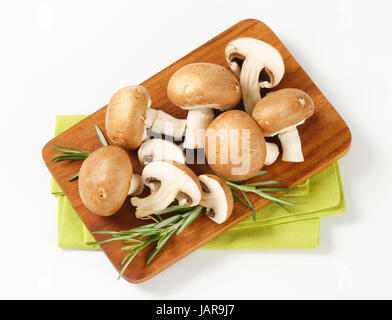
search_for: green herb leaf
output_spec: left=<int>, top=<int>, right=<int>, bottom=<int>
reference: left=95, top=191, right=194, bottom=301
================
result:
left=252, top=190, right=295, bottom=207
left=232, top=192, right=250, bottom=207
left=146, top=230, right=176, bottom=265
left=244, top=180, right=282, bottom=187
left=155, top=205, right=197, bottom=216
left=176, top=205, right=203, bottom=235
left=68, top=173, right=79, bottom=182
left=274, top=201, right=292, bottom=213
left=153, top=214, right=184, bottom=229
left=225, top=175, right=296, bottom=215
left=94, top=124, right=108, bottom=146
left=241, top=190, right=256, bottom=221
left=256, top=187, right=296, bottom=192
left=253, top=170, right=268, bottom=177
left=53, top=144, right=90, bottom=153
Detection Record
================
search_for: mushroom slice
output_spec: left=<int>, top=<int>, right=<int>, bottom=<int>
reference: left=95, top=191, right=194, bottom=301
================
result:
left=252, top=88, right=315, bottom=162
left=79, top=146, right=132, bottom=216
left=106, top=85, right=186, bottom=150
left=199, top=174, right=234, bottom=224
left=225, top=37, right=285, bottom=114
left=137, top=139, right=185, bottom=166
left=265, top=142, right=279, bottom=165
left=167, top=63, right=241, bottom=149
left=128, top=173, right=144, bottom=196
left=131, top=161, right=201, bottom=218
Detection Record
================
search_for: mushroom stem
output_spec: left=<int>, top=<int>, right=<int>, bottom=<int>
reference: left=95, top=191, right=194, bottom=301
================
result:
left=265, top=142, right=280, bottom=165
left=145, top=108, right=187, bottom=140
left=128, top=174, right=144, bottom=196
left=183, top=108, right=215, bottom=149
left=278, top=128, right=304, bottom=162
left=240, top=58, right=266, bottom=114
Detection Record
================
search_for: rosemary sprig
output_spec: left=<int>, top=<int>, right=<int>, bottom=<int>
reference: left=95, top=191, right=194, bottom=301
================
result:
left=68, top=172, right=80, bottom=182
left=224, top=170, right=296, bottom=221
left=94, top=124, right=109, bottom=146
left=52, top=124, right=108, bottom=180
left=51, top=145, right=90, bottom=162
left=93, top=205, right=203, bottom=278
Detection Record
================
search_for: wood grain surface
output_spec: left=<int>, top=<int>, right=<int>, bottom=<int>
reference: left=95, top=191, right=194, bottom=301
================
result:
left=42, top=19, right=351, bottom=283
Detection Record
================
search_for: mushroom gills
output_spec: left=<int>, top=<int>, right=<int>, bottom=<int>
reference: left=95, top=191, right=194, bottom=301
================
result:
left=225, top=37, right=285, bottom=114
left=198, top=174, right=233, bottom=224
left=130, top=161, right=201, bottom=218
left=132, top=184, right=179, bottom=218
left=229, top=54, right=245, bottom=77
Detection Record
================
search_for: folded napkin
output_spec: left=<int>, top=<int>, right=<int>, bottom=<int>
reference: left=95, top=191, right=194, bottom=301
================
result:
left=51, top=115, right=345, bottom=250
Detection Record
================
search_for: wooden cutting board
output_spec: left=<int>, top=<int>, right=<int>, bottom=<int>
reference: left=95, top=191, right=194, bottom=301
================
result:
left=42, top=19, right=351, bottom=283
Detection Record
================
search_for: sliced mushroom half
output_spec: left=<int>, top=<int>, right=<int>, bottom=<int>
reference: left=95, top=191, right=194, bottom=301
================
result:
left=137, top=139, right=185, bottom=166
left=225, top=37, right=285, bottom=114
left=265, top=142, right=280, bottom=165
left=128, top=173, right=144, bottom=196
left=131, top=161, right=202, bottom=218
left=199, top=174, right=234, bottom=224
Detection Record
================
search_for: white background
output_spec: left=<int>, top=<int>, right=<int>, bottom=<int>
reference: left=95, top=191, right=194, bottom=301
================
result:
left=0, top=0, right=391, bottom=299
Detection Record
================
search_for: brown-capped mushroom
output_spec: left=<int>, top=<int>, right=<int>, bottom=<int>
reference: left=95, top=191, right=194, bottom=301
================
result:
left=78, top=146, right=132, bottom=216
left=252, top=88, right=315, bottom=162
left=167, top=63, right=241, bottom=149
left=199, top=174, right=234, bottom=224
left=137, top=139, right=185, bottom=166
left=205, top=110, right=266, bottom=181
left=105, top=86, right=186, bottom=150
left=225, top=37, right=285, bottom=114
left=131, top=161, right=202, bottom=218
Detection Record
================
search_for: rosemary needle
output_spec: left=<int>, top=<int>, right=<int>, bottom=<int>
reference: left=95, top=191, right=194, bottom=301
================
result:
left=53, top=124, right=108, bottom=180
left=68, top=173, right=79, bottom=182
left=93, top=205, right=204, bottom=277
left=225, top=170, right=296, bottom=218
left=94, top=124, right=109, bottom=146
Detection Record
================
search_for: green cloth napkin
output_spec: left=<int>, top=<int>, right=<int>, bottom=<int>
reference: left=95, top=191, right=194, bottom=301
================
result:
left=51, top=115, right=345, bottom=250
left=204, top=162, right=345, bottom=249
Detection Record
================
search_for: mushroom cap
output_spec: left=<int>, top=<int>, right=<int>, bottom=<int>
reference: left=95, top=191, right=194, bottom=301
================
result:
left=199, top=174, right=234, bottom=224
left=225, top=37, right=285, bottom=88
left=105, top=85, right=150, bottom=150
left=205, top=110, right=266, bottom=181
left=137, top=139, right=185, bottom=166
left=78, top=146, right=132, bottom=216
left=167, top=63, right=241, bottom=111
left=252, top=88, right=315, bottom=136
